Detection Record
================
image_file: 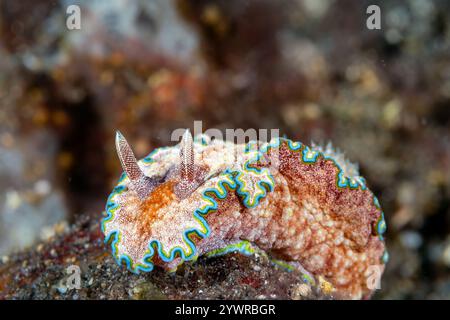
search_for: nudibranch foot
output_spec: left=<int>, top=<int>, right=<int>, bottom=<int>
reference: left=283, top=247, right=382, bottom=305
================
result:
left=204, top=239, right=317, bottom=289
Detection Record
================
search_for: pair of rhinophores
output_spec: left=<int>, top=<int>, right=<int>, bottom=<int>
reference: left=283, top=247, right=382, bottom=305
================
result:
left=103, top=130, right=387, bottom=299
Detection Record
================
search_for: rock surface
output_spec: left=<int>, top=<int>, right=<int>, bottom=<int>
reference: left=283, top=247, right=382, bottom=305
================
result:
left=0, top=216, right=332, bottom=300
left=0, top=0, right=449, bottom=300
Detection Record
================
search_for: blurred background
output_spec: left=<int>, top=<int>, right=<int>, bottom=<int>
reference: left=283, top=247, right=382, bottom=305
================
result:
left=0, top=0, right=449, bottom=299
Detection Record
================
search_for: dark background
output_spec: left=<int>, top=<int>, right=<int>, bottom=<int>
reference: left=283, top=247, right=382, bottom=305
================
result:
left=0, top=0, right=449, bottom=299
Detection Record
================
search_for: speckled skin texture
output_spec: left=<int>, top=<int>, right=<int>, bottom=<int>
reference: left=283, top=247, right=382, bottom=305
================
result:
left=102, top=134, right=387, bottom=299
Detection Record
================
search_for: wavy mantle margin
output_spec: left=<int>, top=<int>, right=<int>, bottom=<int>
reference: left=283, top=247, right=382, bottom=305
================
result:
left=101, top=138, right=388, bottom=274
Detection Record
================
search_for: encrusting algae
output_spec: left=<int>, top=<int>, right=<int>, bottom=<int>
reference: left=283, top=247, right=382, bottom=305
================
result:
left=102, top=130, right=387, bottom=299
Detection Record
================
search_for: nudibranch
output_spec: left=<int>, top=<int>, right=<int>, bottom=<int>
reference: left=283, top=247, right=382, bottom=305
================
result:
left=102, top=130, right=387, bottom=299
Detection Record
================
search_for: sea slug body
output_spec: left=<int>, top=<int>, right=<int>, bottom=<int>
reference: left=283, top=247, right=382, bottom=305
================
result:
left=102, top=130, right=387, bottom=299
